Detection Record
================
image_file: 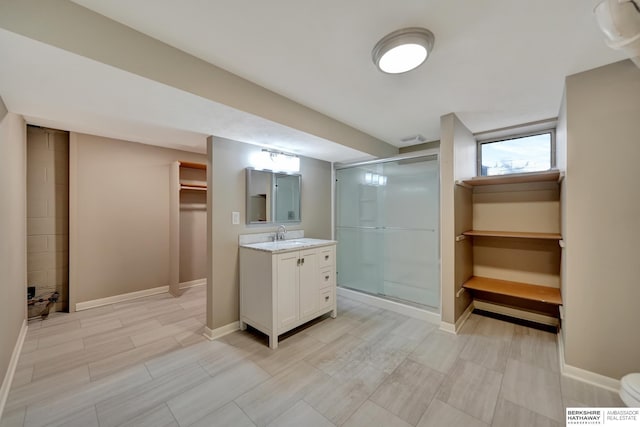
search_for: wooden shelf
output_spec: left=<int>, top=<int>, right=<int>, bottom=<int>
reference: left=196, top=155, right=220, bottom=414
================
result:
left=459, top=170, right=561, bottom=187
left=179, top=161, right=206, bottom=170
left=463, top=276, right=562, bottom=305
left=462, top=230, right=562, bottom=240
left=180, top=184, right=207, bottom=191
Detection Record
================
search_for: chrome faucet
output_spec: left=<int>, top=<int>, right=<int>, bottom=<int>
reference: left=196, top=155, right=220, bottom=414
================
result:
left=276, top=224, right=287, bottom=241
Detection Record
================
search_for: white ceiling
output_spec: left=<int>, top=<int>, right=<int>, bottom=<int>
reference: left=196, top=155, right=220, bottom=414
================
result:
left=0, top=0, right=627, bottom=162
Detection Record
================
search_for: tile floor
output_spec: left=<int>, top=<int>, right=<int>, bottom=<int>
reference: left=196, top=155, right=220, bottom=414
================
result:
left=0, top=286, right=624, bottom=427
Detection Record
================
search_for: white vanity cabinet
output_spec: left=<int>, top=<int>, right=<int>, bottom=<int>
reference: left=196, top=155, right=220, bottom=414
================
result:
left=239, top=240, right=337, bottom=349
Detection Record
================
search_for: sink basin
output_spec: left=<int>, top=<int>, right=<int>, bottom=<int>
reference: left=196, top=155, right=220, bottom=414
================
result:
left=241, top=238, right=335, bottom=253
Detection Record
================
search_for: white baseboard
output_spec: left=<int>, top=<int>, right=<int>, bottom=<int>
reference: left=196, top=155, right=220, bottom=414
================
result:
left=440, top=301, right=475, bottom=335
left=473, top=300, right=559, bottom=327
left=337, top=287, right=440, bottom=325
left=203, top=321, right=240, bottom=341
left=75, top=286, right=169, bottom=311
left=179, top=279, right=206, bottom=289
left=557, top=330, right=620, bottom=393
left=0, top=320, right=27, bottom=421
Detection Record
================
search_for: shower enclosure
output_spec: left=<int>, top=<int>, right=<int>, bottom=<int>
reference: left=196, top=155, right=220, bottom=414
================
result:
left=335, top=154, right=440, bottom=311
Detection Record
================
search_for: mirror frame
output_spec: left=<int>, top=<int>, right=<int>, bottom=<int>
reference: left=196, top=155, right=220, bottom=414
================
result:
left=246, top=168, right=301, bottom=225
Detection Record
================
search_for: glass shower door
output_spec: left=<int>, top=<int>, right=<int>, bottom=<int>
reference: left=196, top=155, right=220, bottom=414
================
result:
left=335, top=155, right=439, bottom=310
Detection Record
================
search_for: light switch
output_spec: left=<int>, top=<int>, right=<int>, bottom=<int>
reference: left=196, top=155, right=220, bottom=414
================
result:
left=232, top=211, right=240, bottom=225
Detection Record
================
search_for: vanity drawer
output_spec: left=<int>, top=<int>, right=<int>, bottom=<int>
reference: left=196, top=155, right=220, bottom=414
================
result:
left=319, top=268, right=335, bottom=289
left=319, top=289, right=334, bottom=310
left=318, top=247, right=334, bottom=269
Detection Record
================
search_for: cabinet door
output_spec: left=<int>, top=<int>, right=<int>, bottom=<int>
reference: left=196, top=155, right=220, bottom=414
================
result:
left=298, top=248, right=319, bottom=319
left=277, top=252, right=299, bottom=330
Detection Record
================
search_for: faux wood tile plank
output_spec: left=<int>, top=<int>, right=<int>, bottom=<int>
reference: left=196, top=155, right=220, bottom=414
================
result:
left=144, top=340, right=224, bottom=378
left=37, top=318, right=122, bottom=349
left=188, top=402, right=256, bottom=427
left=303, top=374, right=370, bottom=425
left=117, top=404, right=178, bottom=427
left=23, top=365, right=152, bottom=427
left=304, top=315, right=362, bottom=344
left=235, top=361, right=327, bottom=427
left=509, top=325, right=559, bottom=373
left=167, top=359, right=270, bottom=426
left=197, top=341, right=253, bottom=378
left=500, top=359, right=563, bottom=422
left=266, top=400, right=334, bottom=427
left=459, top=334, right=511, bottom=373
left=45, top=405, right=99, bottom=427
left=95, top=363, right=208, bottom=427
left=416, top=399, right=488, bottom=427
left=436, top=360, right=503, bottom=424
left=32, top=336, right=134, bottom=380
left=492, top=398, right=560, bottom=427
left=249, top=332, right=325, bottom=376
left=342, top=400, right=413, bottom=427
left=304, top=333, right=368, bottom=377
left=5, top=365, right=90, bottom=412
left=408, top=330, right=468, bottom=374
left=88, top=336, right=181, bottom=380
left=370, top=359, right=446, bottom=425
left=560, top=376, right=624, bottom=408
left=0, top=407, right=25, bottom=427
left=82, top=319, right=161, bottom=349
left=17, top=339, right=85, bottom=368
left=129, top=317, right=202, bottom=347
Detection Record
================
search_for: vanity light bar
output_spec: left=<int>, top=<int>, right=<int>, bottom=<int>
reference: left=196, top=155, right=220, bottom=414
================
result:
left=250, top=149, right=300, bottom=173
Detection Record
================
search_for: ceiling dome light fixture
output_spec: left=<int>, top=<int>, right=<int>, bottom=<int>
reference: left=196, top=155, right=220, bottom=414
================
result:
left=372, top=27, right=435, bottom=74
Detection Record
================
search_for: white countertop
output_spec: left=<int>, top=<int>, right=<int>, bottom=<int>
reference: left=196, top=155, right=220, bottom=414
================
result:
left=240, top=238, right=336, bottom=253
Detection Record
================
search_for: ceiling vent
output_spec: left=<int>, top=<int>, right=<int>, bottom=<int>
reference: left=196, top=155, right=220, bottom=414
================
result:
left=595, top=0, right=640, bottom=68
left=400, top=134, right=427, bottom=145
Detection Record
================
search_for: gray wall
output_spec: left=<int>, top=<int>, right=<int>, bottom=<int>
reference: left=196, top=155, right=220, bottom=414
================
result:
left=563, top=60, right=640, bottom=379
left=208, top=137, right=332, bottom=329
left=440, top=113, right=476, bottom=325
left=0, top=107, right=27, bottom=395
left=69, top=133, right=206, bottom=306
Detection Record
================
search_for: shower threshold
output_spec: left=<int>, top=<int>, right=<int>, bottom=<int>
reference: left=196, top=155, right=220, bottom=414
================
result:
left=337, top=285, right=440, bottom=324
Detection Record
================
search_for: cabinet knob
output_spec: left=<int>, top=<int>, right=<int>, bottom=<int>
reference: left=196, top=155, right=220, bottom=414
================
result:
left=325, top=296, right=330, bottom=301
left=325, top=275, right=329, bottom=280
left=325, top=255, right=329, bottom=260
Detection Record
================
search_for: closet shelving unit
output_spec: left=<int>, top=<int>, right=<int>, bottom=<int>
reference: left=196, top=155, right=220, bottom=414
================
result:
left=456, top=169, right=563, bottom=322
left=179, top=161, right=207, bottom=191
left=170, top=161, right=207, bottom=296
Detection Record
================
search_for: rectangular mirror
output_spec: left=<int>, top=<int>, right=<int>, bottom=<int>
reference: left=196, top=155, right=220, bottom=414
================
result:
left=246, top=168, right=301, bottom=224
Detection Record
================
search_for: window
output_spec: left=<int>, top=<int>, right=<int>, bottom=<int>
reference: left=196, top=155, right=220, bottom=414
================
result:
left=478, top=131, right=555, bottom=176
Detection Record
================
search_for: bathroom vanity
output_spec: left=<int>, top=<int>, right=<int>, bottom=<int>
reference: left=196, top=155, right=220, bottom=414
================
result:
left=239, top=238, right=337, bottom=349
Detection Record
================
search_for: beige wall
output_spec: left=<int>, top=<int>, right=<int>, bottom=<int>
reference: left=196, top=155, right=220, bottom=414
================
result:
left=26, top=127, right=69, bottom=312
left=440, top=113, right=476, bottom=325
left=70, top=133, right=206, bottom=306
left=207, top=137, right=332, bottom=329
left=0, top=108, right=27, bottom=393
left=563, top=60, right=640, bottom=379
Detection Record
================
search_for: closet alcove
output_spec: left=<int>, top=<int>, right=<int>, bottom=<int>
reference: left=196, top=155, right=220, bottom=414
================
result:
left=169, top=161, right=207, bottom=296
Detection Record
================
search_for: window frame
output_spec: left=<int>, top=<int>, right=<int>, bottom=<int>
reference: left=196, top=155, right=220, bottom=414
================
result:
left=476, top=129, right=556, bottom=177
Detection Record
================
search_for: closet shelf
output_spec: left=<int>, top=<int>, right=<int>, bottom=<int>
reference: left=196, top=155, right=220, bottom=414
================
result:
left=462, top=230, right=562, bottom=240
left=462, top=276, right=562, bottom=305
left=179, top=161, right=206, bottom=170
left=180, top=184, right=207, bottom=191
left=458, top=170, right=561, bottom=187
